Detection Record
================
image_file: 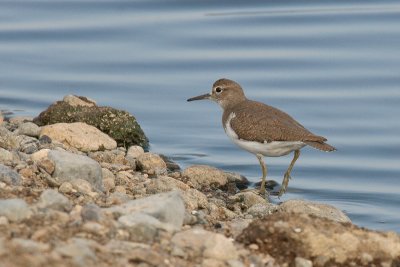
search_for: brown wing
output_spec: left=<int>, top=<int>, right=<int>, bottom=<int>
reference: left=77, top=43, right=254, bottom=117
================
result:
left=224, top=100, right=327, bottom=143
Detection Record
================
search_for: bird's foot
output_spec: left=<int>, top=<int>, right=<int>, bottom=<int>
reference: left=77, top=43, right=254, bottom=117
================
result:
left=258, top=184, right=269, bottom=199
left=278, top=172, right=291, bottom=197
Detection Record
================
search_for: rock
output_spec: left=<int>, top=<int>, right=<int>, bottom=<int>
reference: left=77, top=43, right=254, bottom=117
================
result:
left=40, top=122, right=117, bottom=152
left=0, top=147, right=14, bottom=162
left=118, top=213, right=174, bottom=242
left=234, top=191, right=268, bottom=208
left=247, top=203, right=278, bottom=218
left=0, top=126, right=19, bottom=150
left=9, top=116, right=33, bottom=125
left=37, top=189, right=72, bottom=212
left=225, top=218, right=253, bottom=238
left=81, top=203, right=103, bottom=222
left=63, top=95, right=96, bottom=107
left=225, top=172, right=250, bottom=190
left=37, top=158, right=55, bottom=174
left=279, top=199, right=351, bottom=223
left=48, top=150, right=103, bottom=191
left=14, top=122, right=41, bottom=137
left=55, top=238, right=97, bottom=266
left=159, top=154, right=181, bottom=172
left=31, top=148, right=50, bottom=162
left=34, top=97, right=149, bottom=149
left=59, top=182, right=75, bottom=194
left=71, top=179, right=96, bottom=196
left=146, top=176, right=189, bottom=194
left=11, top=238, right=51, bottom=253
left=102, top=168, right=115, bottom=192
left=105, top=240, right=150, bottom=254
left=172, top=228, right=238, bottom=261
left=126, top=145, right=144, bottom=159
left=89, top=149, right=126, bottom=164
left=182, top=165, right=228, bottom=190
left=104, top=191, right=185, bottom=230
left=238, top=212, right=400, bottom=266
left=0, top=199, right=32, bottom=222
left=0, top=163, right=22, bottom=186
left=181, top=188, right=209, bottom=211
left=295, top=257, right=313, bottom=267
left=16, top=135, right=39, bottom=154
left=136, top=152, right=167, bottom=175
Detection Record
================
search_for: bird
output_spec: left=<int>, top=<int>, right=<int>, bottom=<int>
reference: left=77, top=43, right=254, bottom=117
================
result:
left=187, top=78, right=336, bottom=196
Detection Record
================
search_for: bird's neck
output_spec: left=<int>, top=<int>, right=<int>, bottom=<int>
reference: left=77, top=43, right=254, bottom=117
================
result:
left=219, top=97, right=247, bottom=111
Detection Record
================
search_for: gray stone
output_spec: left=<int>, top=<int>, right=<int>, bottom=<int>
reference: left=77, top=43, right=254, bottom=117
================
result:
left=104, top=191, right=185, bottom=230
left=105, top=240, right=150, bottom=254
left=48, top=150, right=103, bottom=191
left=279, top=199, right=351, bottom=223
left=16, top=135, right=39, bottom=154
left=38, top=189, right=72, bottom=212
left=118, top=213, right=170, bottom=242
left=0, top=164, right=22, bottom=186
left=14, top=122, right=41, bottom=137
left=0, top=199, right=32, bottom=222
left=81, top=203, right=103, bottom=222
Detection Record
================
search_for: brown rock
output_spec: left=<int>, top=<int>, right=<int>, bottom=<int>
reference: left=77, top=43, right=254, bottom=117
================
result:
left=238, top=212, right=400, bottom=266
left=40, top=122, right=117, bottom=152
left=136, top=152, right=167, bottom=175
left=279, top=199, right=351, bottom=223
left=182, top=165, right=228, bottom=190
left=37, top=159, right=55, bottom=175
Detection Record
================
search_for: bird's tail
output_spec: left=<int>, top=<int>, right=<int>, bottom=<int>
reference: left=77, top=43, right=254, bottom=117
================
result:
left=304, top=141, right=336, bottom=152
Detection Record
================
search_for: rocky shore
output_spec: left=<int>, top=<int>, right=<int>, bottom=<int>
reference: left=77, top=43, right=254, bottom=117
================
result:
left=0, top=95, right=399, bottom=267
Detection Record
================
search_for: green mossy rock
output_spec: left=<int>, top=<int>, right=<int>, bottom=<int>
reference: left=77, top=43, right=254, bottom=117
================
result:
left=34, top=100, right=149, bottom=150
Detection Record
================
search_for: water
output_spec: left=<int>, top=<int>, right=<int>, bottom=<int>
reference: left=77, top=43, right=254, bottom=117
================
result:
left=1, top=0, right=399, bottom=232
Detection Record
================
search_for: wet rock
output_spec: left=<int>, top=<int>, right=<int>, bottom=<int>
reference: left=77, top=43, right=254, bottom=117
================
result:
left=63, top=95, right=96, bottom=107
left=126, top=145, right=144, bottom=159
left=48, top=150, right=103, bottom=191
left=160, top=154, right=181, bottom=172
left=225, top=172, right=250, bottom=190
left=279, top=199, right=351, bottom=223
left=40, top=122, right=117, bottom=152
left=81, top=203, right=103, bottom=222
left=34, top=97, right=149, bottom=149
left=172, top=228, right=238, bottom=261
left=104, top=191, right=185, bottom=230
left=136, top=152, right=167, bottom=175
left=14, top=122, right=41, bottom=137
left=16, top=135, right=40, bottom=154
left=0, top=126, right=19, bottom=150
left=182, top=165, right=228, bottom=190
left=37, top=189, right=72, bottom=212
left=0, top=199, right=32, bottom=222
left=238, top=212, right=400, bottom=266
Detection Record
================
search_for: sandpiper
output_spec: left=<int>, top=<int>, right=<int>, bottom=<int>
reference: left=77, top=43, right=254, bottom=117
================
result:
left=187, top=78, right=335, bottom=196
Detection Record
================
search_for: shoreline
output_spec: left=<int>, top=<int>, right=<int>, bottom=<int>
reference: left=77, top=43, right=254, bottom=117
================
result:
left=0, top=95, right=399, bottom=267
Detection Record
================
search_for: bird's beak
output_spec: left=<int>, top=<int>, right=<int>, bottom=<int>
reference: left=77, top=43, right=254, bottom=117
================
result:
left=187, top=93, right=211, bottom=102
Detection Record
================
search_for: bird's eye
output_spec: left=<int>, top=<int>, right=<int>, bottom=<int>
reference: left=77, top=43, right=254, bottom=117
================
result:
left=215, top=87, right=223, bottom=94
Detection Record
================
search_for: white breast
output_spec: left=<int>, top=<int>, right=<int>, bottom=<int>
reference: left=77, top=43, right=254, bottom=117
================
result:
left=224, top=112, right=305, bottom=157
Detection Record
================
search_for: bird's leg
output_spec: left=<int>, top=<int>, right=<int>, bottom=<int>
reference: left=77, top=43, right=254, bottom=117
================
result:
left=279, top=149, right=300, bottom=197
left=256, top=154, right=268, bottom=196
